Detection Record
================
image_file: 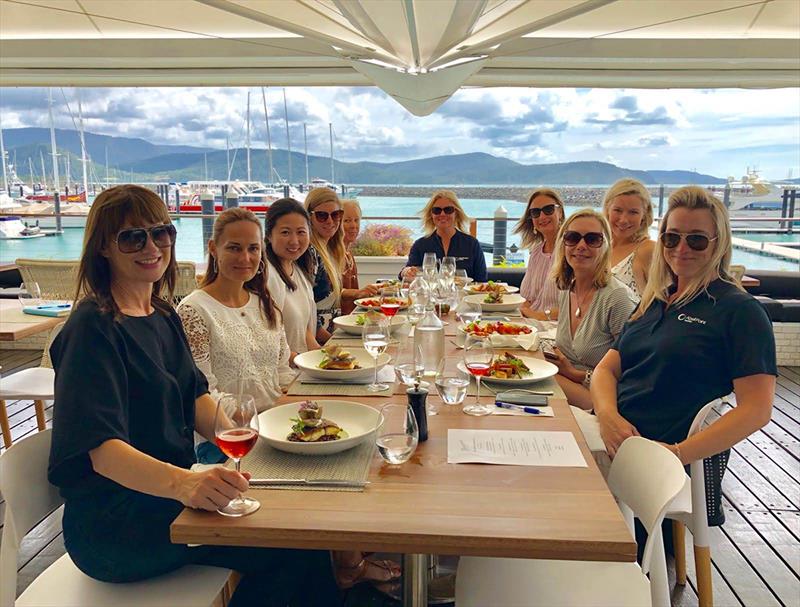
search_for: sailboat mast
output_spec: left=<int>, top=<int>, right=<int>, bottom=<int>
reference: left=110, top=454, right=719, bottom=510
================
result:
left=261, top=87, right=273, bottom=183
left=226, top=136, right=230, bottom=179
left=40, top=149, right=47, bottom=189
left=29, top=157, right=35, bottom=189
left=283, top=88, right=292, bottom=183
left=304, top=123, right=309, bottom=185
left=0, top=125, right=8, bottom=195
left=246, top=90, right=251, bottom=182
left=329, top=123, right=334, bottom=184
left=77, top=90, right=89, bottom=198
left=105, top=145, right=109, bottom=188
left=48, top=89, right=60, bottom=193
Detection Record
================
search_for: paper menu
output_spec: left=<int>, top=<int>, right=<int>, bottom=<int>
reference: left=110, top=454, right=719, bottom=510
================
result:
left=447, top=429, right=587, bottom=467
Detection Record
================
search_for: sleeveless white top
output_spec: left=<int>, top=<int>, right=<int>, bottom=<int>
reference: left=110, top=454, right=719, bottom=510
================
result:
left=611, top=250, right=640, bottom=303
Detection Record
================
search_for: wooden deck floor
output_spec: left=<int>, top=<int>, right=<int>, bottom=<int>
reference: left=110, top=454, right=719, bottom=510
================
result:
left=2, top=349, right=798, bottom=606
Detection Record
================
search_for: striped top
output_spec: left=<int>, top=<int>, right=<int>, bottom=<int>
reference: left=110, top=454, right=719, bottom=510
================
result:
left=555, top=276, right=636, bottom=371
left=519, top=241, right=559, bottom=312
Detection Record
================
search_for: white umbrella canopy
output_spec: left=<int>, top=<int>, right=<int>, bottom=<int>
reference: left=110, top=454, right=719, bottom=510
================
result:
left=1, top=0, right=798, bottom=115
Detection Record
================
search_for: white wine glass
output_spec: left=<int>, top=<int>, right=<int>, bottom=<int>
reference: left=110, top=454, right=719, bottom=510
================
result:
left=440, top=256, right=456, bottom=280
left=375, top=403, right=418, bottom=465
left=462, top=335, right=494, bottom=416
left=214, top=394, right=260, bottom=517
left=362, top=315, right=391, bottom=392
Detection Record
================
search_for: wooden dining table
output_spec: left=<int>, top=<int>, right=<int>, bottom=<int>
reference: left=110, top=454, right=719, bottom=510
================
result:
left=171, top=314, right=636, bottom=606
left=0, top=299, right=63, bottom=342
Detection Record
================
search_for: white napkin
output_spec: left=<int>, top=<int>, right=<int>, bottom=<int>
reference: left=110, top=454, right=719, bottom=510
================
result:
left=510, top=331, right=539, bottom=351
left=491, top=406, right=554, bottom=417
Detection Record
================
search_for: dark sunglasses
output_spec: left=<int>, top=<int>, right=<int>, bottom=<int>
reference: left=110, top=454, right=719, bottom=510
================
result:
left=431, top=206, right=456, bottom=215
left=563, top=230, right=604, bottom=248
left=310, top=209, right=344, bottom=222
left=115, top=224, right=177, bottom=254
left=660, top=231, right=717, bottom=251
left=529, top=203, right=560, bottom=219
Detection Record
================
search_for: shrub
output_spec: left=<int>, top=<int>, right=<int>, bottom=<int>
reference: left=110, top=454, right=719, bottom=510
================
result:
left=352, top=223, right=413, bottom=256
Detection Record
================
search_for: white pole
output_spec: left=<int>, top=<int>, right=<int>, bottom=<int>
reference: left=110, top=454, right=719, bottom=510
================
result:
left=329, top=122, right=334, bottom=184
left=77, top=89, right=89, bottom=198
left=0, top=124, right=8, bottom=194
left=304, top=123, right=309, bottom=185
left=262, top=87, right=273, bottom=183
left=40, top=149, right=47, bottom=189
left=204, top=152, right=208, bottom=181
left=105, top=145, right=109, bottom=188
left=283, top=88, right=292, bottom=183
left=29, top=157, right=35, bottom=189
left=48, top=88, right=60, bottom=192
left=246, top=90, right=251, bottom=182
left=226, top=135, right=230, bottom=178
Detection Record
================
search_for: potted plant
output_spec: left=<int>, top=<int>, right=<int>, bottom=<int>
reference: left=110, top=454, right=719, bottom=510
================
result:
left=352, top=223, right=413, bottom=283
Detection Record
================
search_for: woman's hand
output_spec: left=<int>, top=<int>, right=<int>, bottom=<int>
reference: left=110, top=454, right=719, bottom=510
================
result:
left=598, top=413, right=640, bottom=458
left=550, top=347, right=582, bottom=382
left=176, top=467, right=251, bottom=511
left=400, top=266, right=418, bottom=280
left=359, top=283, right=380, bottom=298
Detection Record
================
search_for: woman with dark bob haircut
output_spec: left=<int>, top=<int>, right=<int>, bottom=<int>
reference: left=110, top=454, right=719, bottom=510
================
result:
left=47, top=185, right=341, bottom=607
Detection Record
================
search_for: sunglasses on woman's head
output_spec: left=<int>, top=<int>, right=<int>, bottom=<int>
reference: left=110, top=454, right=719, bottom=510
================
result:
left=431, top=206, right=456, bottom=215
left=563, top=230, right=604, bottom=248
left=310, top=209, right=344, bottom=222
left=115, top=224, right=177, bottom=253
left=529, top=204, right=560, bottom=219
left=660, top=231, right=717, bottom=251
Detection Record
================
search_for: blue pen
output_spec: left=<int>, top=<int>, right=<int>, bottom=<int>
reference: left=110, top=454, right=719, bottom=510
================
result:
left=495, top=401, right=541, bottom=415
left=36, top=304, right=71, bottom=309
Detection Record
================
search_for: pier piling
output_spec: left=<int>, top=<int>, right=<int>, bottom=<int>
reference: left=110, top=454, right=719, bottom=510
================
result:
left=225, top=189, right=239, bottom=209
left=493, top=205, right=508, bottom=265
left=200, top=189, right=215, bottom=255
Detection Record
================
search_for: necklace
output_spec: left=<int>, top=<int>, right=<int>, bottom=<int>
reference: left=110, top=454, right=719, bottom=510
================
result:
left=572, top=284, right=595, bottom=318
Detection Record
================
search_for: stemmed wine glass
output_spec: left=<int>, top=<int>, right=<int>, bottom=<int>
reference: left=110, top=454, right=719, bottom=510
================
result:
left=422, top=252, right=438, bottom=285
left=363, top=314, right=391, bottom=392
left=214, top=394, right=260, bottom=517
left=454, top=269, right=472, bottom=289
left=462, top=335, right=494, bottom=416
left=455, top=299, right=482, bottom=327
left=440, top=256, right=456, bottom=280
left=380, top=285, right=401, bottom=318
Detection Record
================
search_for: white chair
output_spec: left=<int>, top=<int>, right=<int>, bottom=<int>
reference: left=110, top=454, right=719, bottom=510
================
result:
left=455, top=436, right=686, bottom=607
left=0, top=429, right=232, bottom=607
left=0, top=322, right=64, bottom=449
left=666, top=402, right=725, bottom=607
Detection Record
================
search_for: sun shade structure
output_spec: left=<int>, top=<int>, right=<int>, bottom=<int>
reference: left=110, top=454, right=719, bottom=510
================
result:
left=1, top=0, right=799, bottom=115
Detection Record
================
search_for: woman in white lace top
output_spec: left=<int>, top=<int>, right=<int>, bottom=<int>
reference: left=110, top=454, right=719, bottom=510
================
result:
left=602, top=179, right=656, bottom=303
left=177, top=208, right=293, bottom=461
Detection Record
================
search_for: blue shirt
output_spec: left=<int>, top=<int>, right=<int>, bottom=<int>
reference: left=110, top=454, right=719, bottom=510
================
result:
left=615, top=279, right=776, bottom=444
left=404, top=230, right=488, bottom=282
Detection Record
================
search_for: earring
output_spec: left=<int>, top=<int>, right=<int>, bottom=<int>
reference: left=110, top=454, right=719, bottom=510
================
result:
left=211, top=256, right=217, bottom=273
left=257, top=260, right=265, bottom=275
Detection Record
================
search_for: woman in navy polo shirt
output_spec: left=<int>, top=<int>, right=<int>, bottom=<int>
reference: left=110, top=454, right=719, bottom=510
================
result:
left=400, top=190, right=488, bottom=282
left=590, top=186, right=776, bottom=464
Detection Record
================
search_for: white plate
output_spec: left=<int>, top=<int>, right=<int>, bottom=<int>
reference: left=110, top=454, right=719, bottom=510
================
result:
left=333, top=313, right=407, bottom=335
left=294, top=348, right=390, bottom=381
left=457, top=355, right=557, bottom=385
left=354, top=297, right=410, bottom=311
left=456, top=322, right=537, bottom=347
left=464, top=293, right=526, bottom=312
left=466, top=283, right=520, bottom=295
left=258, top=400, right=382, bottom=455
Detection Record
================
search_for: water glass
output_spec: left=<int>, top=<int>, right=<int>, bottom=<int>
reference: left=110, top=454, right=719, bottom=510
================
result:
left=395, top=342, right=424, bottom=388
left=435, top=375, right=469, bottom=406
left=376, top=403, right=419, bottom=465
left=18, top=281, right=42, bottom=308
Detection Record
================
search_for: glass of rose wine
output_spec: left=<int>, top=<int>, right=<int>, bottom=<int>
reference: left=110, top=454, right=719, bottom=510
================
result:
left=214, top=394, right=260, bottom=517
left=462, top=335, right=494, bottom=416
left=380, top=285, right=401, bottom=317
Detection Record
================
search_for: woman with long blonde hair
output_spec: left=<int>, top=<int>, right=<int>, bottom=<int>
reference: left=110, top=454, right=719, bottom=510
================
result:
left=602, top=178, right=655, bottom=302
left=400, top=190, right=487, bottom=282
left=547, top=209, right=635, bottom=410
left=591, top=186, right=775, bottom=468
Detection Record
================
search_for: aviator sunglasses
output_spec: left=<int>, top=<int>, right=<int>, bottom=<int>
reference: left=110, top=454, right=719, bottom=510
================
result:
left=115, top=224, right=177, bottom=254
left=660, top=231, right=717, bottom=251
left=310, top=209, right=344, bottom=222
left=431, top=206, right=456, bottom=215
left=563, top=230, right=604, bottom=248
left=529, top=203, right=560, bottom=219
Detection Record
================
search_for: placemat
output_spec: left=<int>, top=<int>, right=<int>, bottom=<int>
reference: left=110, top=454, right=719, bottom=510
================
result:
left=240, top=437, right=375, bottom=492
left=464, top=375, right=565, bottom=399
left=286, top=366, right=397, bottom=396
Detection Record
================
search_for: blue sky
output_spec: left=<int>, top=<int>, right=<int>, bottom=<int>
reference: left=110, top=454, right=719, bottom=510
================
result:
left=1, top=86, right=798, bottom=180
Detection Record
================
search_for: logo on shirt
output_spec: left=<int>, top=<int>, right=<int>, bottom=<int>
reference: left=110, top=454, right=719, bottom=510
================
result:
left=678, top=313, right=707, bottom=325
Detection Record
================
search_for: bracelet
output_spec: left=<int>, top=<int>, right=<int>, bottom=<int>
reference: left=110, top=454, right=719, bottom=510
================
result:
left=544, top=308, right=552, bottom=321
left=582, top=369, right=593, bottom=388
left=673, top=442, right=682, bottom=462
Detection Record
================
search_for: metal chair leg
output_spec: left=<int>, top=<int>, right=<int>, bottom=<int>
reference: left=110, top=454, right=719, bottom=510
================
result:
left=694, top=544, right=714, bottom=607
left=672, top=520, right=687, bottom=585
left=34, top=399, right=47, bottom=431
left=0, top=399, right=12, bottom=449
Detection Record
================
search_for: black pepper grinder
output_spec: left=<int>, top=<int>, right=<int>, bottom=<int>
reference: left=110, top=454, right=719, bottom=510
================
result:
left=406, top=386, right=429, bottom=442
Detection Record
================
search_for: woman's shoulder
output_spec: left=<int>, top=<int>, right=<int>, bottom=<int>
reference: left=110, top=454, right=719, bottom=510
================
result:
left=176, top=289, right=214, bottom=312
left=602, top=276, right=637, bottom=304
left=66, top=299, right=115, bottom=333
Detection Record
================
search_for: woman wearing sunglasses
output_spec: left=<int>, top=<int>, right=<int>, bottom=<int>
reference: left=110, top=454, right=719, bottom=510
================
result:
left=602, top=178, right=656, bottom=303
left=400, top=190, right=487, bottom=282
left=47, top=185, right=341, bottom=606
left=177, top=207, right=294, bottom=463
left=340, top=199, right=380, bottom=315
left=591, top=186, right=775, bottom=466
left=548, top=209, right=636, bottom=411
left=514, top=188, right=565, bottom=320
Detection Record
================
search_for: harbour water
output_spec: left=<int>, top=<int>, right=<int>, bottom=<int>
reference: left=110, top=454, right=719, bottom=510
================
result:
left=1, top=196, right=797, bottom=271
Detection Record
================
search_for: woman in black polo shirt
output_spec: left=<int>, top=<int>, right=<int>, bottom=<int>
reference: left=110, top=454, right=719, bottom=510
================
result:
left=400, top=190, right=488, bottom=282
left=47, top=185, right=340, bottom=607
left=590, top=186, right=776, bottom=464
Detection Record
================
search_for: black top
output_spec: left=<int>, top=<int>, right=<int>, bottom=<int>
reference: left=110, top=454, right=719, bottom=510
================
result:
left=404, top=230, right=488, bottom=282
left=48, top=300, right=208, bottom=501
left=615, top=279, right=777, bottom=444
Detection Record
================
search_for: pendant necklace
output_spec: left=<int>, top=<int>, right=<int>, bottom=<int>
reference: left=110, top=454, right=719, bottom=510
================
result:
left=573, top=284, right=594, bottom=318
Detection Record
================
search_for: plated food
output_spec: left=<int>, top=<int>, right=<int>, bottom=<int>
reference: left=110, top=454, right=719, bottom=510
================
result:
left=487, top=352, right=530, bottom=379
left=483, top=291, right=504, bottom=304
left=464, top=292, right=526, bottom=312
left=466, top=281, right=519, bottom=295
left=259, top=400, right=381, bottom=455
left=463, top=321, right=533, bottom=337
left=333, top=313, right=407, bottom=335
left=288, top=401, right=347, bottom=442
left=458, top=355, right=558, bottom=385
left=318, top=345, right=361, bottom=370
left=354, top=296, right=410, bottom=311
left=293, top=348, right=390, bottom=381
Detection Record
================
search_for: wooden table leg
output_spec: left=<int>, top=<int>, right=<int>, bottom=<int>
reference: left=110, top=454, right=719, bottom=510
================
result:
left=402, top=553, right=428, bottom=607
left=673, top=520, right=687, bottom=585
left=0, top=399, right=12, bottom=449
left=34, top=399, right=47, bottom=431
left=694, top=544, right=714, bottom=607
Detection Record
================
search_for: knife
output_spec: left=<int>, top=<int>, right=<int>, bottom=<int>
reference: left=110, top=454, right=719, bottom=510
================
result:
left=250, top=478, right=369, bottom=487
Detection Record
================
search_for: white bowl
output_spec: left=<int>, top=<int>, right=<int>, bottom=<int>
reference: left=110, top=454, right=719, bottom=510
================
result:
left=354, top=297, right=410, bottom=311
left=464, top=293, right=526, bottom=312
left=458, top=355, right=558, bottom=385
left=258, top=400, right=382, bottom=455
left=456, top=321, right=537, bottom=348
left=466, top=283, right=520, bottom=295
left=333, top=313, right=407, bottom=335
left=294, top=348, right=390, bottom=381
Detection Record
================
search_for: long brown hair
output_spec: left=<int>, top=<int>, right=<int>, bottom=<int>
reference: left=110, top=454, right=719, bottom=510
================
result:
left=202, top=207, right=278, bottom=328
left=75, top=184, right=176, bottom=317
left=304, top=188, right=345, bottom=296
left=513, top=188, right=565, bottom=249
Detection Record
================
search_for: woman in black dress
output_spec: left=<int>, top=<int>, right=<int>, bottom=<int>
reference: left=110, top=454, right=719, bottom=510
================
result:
left=47, top=185, right=340, bottom=607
